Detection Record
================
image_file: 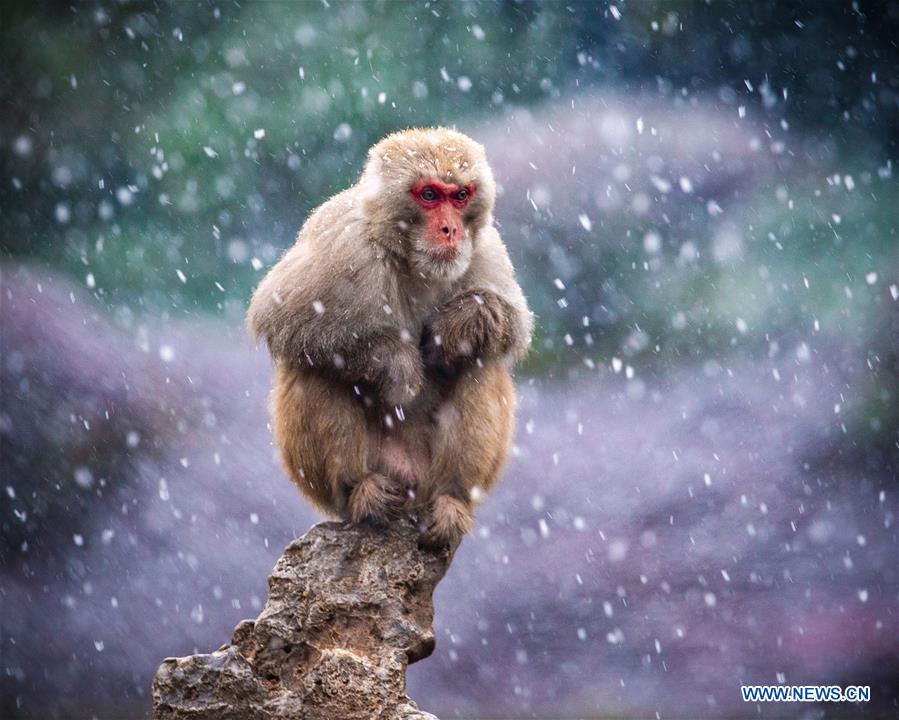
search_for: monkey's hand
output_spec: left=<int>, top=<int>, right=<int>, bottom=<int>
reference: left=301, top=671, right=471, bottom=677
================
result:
left=366, top=337, right=424, bottom=407
left=424, top=289, right=515, bottom=368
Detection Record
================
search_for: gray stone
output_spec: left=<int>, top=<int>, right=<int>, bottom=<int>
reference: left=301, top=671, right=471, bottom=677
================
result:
left=151, top=520, right=450, bottom=720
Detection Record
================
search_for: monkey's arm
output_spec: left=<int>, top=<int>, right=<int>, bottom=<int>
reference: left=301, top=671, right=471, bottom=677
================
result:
left=425, top=225, right=533, bottom=367
left=247, top=241, right=423, bottom=406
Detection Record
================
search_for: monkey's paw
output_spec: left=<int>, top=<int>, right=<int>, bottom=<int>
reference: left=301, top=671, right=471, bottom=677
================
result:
left=374, top=341, right=424, bottom=407
left=347, top=472, right=407, bottom=524
left=366, top=339, right=424, bottom=406
left=425, top=290, right=513, bottom=366
left=419, top=495, right=474, bottom=549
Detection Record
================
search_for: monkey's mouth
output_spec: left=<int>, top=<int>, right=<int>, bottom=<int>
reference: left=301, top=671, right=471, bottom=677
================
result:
left=431, top=246, right=459, bottom=263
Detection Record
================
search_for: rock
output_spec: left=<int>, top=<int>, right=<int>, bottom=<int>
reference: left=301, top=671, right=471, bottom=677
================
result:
left=151, top=520, right=451, bottom=720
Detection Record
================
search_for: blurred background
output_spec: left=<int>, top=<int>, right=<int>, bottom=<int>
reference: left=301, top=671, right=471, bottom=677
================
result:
left=1, top=1, right=897, bottom=718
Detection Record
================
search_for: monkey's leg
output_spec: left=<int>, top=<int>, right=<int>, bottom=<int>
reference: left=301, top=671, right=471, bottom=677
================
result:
left=272, top=366, right=404, bottom=521
left=421, top=362, right=516, bottom=547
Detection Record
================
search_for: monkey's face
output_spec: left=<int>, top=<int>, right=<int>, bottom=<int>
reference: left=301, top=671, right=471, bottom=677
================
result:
left=406, top=177, right=477, bottom=281
left=362, top=128, right=496, bottom=283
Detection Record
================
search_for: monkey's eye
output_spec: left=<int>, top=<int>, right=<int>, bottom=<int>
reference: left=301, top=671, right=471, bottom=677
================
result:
left=419, top=186, right=439, bottom=202
left=454, top=188, right=469, bottom=202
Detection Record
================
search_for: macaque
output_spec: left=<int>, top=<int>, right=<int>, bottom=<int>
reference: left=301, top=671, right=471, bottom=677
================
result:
left=248, top=127, right=532, bottom=547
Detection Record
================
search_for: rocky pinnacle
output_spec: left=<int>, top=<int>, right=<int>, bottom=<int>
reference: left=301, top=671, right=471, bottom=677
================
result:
left=151, top=520, right=453, bottom=720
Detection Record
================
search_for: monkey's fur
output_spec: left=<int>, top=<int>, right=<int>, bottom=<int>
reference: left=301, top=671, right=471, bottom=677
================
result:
left=248, top=128, right=532, bottom=546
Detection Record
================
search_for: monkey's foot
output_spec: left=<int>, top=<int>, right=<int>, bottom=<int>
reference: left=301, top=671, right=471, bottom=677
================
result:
left=419, top=495, right=474, bottom=549
left=348, top=472, right=406, bottom=524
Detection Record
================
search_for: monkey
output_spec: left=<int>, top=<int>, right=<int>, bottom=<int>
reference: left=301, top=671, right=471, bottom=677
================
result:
left=247, top=127, right=532, bottom=547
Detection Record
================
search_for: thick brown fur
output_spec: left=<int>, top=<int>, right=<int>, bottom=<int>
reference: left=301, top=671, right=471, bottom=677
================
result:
left=248, top=127, right=532, bottom=547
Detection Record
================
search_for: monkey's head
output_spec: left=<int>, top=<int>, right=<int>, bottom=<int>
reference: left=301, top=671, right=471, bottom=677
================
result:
left=360, top=128, right=496, bottom=282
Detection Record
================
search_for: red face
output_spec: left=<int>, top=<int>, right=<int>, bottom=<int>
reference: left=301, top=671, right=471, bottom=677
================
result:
left=410, top=178, right=476, bottom=261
